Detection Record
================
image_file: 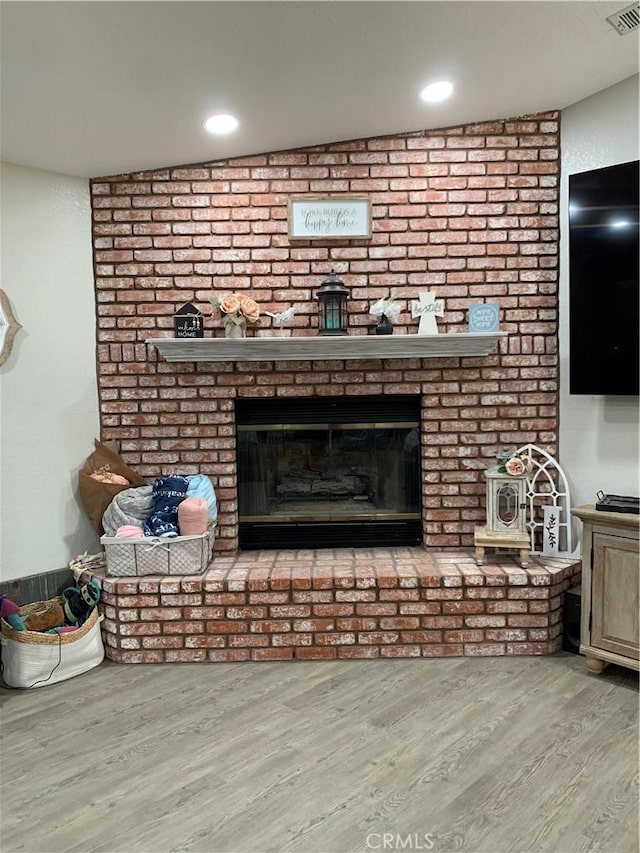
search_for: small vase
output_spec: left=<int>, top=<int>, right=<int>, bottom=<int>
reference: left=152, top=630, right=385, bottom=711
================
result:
left=224, top=315, right=247, bottom=338
left=375, top=314, right=393, bottom=335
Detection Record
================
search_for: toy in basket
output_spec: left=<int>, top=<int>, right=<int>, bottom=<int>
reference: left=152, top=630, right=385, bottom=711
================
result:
left=100, top=527, right=216, bottom=576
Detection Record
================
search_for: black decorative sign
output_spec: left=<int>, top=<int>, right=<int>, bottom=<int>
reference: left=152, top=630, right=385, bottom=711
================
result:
left=174, top=303, right=204, bottom=338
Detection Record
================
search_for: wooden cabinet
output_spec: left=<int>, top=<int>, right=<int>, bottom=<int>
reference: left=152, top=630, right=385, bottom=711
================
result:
left=572, top=505, right=639, bottom=674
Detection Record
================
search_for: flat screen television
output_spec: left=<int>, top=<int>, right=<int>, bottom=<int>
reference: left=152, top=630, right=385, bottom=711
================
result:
left=569, top=159, right=639, bottom=395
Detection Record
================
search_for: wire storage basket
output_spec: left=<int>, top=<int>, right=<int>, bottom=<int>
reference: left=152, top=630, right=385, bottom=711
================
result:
left=100, top=527, right=216, bottom=576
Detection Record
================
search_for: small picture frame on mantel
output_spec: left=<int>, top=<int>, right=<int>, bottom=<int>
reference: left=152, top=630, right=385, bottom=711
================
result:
left=288, top=195, right=371, bottom=241
left=469, top=302, right=500, bottom=334
left=174, top=302, right=204, bottom=338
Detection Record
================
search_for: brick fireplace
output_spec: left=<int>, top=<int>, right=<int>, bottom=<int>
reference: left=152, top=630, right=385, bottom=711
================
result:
left=89, top=109, right=574, bottom=663
left=92, top=108, right=560, bottom=545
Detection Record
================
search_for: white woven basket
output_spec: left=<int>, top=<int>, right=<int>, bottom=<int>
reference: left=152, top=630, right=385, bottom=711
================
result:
left=100, top=527, right=215, bottom=576
left=1, top=604, right=104, bottom=689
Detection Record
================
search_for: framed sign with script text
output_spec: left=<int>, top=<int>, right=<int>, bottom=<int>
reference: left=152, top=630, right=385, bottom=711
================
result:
left=288, top=196, right=371, bottom=240
left=468, top=303, right=500, bottom=334
left=174, top=302, right=204, bottom=339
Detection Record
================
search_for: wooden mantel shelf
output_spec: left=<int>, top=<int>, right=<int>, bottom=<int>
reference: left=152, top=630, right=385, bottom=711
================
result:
left=146, top=332, right=506, bottom=363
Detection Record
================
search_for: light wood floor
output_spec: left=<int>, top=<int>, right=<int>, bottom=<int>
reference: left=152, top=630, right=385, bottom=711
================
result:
left=1, top=654, right=638, bottom=853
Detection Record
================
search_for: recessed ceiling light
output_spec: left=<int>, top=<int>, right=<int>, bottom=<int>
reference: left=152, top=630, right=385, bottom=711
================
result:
left=203, top=114, right=239, bottom=135
left=610, top=219, right=631, bottom=228
left=419, top=81, right=454, bottom=103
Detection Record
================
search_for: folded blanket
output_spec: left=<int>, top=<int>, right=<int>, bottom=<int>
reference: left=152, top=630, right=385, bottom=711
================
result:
left=103, top=485, right=153, bottom=536
left=178, top=498, right=209, bottom=536
left=143, top=476, right=190, bottom=538
left=187, top=474, right=217, bottom=523
left=115, top=525, right=145, bottom=539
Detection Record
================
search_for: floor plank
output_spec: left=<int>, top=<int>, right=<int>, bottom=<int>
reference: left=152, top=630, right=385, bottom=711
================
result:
left=0, top=654, right=637, bottom=853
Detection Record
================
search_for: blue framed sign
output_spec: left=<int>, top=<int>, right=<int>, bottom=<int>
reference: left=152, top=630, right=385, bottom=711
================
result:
left=469, top=303, right=500, bottom=334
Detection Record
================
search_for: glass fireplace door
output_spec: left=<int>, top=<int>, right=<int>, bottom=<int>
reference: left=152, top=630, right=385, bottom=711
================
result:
left=237, top=405, right=421, bottom=549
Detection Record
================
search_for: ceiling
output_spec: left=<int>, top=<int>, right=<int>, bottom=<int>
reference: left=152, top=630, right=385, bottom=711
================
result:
left=1, top=1, right=638, bottom=180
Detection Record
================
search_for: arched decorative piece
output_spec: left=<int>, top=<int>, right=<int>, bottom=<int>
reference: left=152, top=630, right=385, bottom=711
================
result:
left=0, top=290, right=22, bottom=366
left=515, top=443, right=577, bottom=558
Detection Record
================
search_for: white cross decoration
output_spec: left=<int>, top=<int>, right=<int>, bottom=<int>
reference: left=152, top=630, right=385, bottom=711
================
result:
left=411, top=291, right=445, bottom=335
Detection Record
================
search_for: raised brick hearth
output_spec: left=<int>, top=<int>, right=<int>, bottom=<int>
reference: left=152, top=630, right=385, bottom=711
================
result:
left=88, top=549, right=580, bottom=663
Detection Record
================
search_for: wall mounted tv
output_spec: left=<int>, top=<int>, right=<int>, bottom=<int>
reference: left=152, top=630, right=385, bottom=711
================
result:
left=569, top=159, right=639, bottom=396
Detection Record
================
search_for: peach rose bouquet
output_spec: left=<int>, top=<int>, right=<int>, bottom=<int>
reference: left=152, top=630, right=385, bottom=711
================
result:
left=497, top=451, right=532, bottom=477
left=210, top=293, right=260, bottom=338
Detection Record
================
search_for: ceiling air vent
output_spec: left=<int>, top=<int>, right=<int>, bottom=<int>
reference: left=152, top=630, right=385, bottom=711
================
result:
left=607, top=2, right=640, bottom=34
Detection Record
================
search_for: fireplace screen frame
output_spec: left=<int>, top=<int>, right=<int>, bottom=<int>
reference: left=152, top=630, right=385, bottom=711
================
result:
left=235, top=396, right=422, bottom=550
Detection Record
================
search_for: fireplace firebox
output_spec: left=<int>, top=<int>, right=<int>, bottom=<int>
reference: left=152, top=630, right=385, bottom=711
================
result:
left=236, top=396, right=422, bottom=549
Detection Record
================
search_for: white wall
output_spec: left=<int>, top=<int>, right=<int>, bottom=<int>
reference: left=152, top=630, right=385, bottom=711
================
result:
left=0, top=162, right=100, bottom=581
left=560, top=74, right=639, bottom=509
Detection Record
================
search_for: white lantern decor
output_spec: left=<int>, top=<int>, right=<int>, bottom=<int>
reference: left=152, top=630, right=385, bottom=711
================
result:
left=475, top=454, right=531, bottom=568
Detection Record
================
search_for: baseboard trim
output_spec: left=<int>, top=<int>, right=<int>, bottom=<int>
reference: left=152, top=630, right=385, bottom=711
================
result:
left=0, top=568, right=75, bottom=606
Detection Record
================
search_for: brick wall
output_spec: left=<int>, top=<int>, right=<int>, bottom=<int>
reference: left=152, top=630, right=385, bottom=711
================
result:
left=91, top=110, right=560, bottom=551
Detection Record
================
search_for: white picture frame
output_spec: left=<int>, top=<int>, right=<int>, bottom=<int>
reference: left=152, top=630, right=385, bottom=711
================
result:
left=288, top=195, right=371, bottom=240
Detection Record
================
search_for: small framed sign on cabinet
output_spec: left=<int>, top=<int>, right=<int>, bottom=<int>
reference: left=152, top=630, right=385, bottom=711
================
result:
left=288, top=196, right=371, bottom=240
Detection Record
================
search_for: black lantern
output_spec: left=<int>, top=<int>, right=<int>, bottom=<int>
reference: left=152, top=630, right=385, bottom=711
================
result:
left=316, top=270, right=349, bottom=335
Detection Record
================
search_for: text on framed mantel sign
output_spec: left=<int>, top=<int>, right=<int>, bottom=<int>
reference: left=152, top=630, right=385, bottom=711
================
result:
left=288, top=196, right=372, bottom=240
